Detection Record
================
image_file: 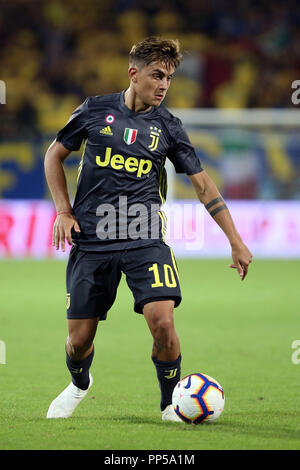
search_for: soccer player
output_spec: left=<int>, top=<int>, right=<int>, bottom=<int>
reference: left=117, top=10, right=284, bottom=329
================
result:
left=45, top=37, right=252, bottom=422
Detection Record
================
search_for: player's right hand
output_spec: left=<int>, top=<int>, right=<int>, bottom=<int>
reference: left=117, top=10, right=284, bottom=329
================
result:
left=52, top=213, right=81, bottom=252
left=229, top=241, right=253, bottom=281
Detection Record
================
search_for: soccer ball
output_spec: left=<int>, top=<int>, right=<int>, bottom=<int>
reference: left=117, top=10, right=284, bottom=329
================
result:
left=172, top=373, right=225, bottom=424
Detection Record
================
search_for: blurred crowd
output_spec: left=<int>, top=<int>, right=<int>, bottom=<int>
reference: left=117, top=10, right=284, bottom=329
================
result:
left=1, top=0, right=300, bottom=138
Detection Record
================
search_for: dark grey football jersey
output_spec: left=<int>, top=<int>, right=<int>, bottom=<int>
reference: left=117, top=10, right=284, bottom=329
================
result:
left=56, top=91, right=203, bottom=251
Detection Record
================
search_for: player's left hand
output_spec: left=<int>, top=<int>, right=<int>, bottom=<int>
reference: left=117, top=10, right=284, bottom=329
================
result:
left=229, top=241, right=253, bottom=281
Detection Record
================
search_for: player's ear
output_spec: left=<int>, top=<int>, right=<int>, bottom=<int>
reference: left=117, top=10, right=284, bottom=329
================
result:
left=128, top=66, right=138, bottom=84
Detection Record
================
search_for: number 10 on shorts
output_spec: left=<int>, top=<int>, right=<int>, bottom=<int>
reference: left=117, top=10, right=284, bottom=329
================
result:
left=149, top=263, right=177, bottom=288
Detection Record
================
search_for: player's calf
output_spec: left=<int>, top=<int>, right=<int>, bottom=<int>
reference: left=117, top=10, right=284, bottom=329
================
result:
left=143, top=301, right=182, bottom=415
left=65, top=318, right=98, bottom=389
left=143, top=300, right=180, bottom=361
left=66, top=346, right=94, bottom=390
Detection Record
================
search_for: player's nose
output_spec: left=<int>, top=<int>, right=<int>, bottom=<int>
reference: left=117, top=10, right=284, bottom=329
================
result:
left=159, top=78, right=169, bottom=90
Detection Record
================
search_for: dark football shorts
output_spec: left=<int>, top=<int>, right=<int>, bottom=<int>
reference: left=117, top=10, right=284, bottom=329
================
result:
left=66, top=242, right=182, bottom=320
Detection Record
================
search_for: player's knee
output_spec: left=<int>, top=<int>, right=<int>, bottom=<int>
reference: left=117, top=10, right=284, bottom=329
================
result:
left=151, top=316, right=176, bottom=346
left=144, top=301, right=177, bottom=346
left=66, top=334, right=92, bottom=358
left=156, top=316, right=174, bottom=333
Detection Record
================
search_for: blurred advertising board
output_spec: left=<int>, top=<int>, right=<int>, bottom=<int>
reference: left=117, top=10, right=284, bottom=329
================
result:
left=0, top=200, right=299, bottom=259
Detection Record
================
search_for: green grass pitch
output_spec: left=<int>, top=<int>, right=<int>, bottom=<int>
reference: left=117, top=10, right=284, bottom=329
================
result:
left=0, top=257, right=299, bottom=450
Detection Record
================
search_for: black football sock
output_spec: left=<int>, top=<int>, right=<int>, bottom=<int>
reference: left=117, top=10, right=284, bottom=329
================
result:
left=152, top=354, right=181, bottom=411
left=66, top=347, right=94, bottom=391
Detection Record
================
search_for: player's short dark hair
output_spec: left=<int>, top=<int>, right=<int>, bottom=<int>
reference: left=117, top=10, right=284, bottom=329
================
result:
left=129, top=36, right=182, bottom=70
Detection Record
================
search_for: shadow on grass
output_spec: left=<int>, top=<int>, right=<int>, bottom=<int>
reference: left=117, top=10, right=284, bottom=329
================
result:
left=34, top=409, right=300, bottom=445
left=81, top=415, right=183, bottom=428
left=207, top=415, right=300, bottom=444
left=92, top=412, right=300, bottom=442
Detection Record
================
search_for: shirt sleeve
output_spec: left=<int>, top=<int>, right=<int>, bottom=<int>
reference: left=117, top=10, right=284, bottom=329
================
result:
left=167, top=117, right=203, bottom=175
left=56, top=98, right=89, bottom=151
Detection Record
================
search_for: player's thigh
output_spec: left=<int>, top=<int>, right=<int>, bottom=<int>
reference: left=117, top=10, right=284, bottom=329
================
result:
left=122, top=242, right=181, bottom=314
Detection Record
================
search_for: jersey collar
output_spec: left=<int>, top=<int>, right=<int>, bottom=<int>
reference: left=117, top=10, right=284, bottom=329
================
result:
left=119, top=90, right=157, bottom=117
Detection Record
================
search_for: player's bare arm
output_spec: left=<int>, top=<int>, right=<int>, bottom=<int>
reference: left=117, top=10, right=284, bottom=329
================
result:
left=44, top=140, right=81, bottom=252
left=189, top=170, right=253, bottom=280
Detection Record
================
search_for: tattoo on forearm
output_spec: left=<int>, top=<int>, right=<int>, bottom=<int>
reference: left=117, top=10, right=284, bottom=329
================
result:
left=210, top=204, right=228, bottom=217
left=205, top=197, right=223, bottom=210
left=205, top=197, right=228, bottom=218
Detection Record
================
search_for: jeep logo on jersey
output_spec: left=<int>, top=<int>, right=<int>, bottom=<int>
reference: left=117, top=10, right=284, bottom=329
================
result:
left=124, top=128, right=138, bottom=145
left=96, top=147, right=152, bottom=177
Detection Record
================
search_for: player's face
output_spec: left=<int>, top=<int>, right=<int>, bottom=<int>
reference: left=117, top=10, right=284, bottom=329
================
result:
left=132, top=61, right=174, bottom=107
